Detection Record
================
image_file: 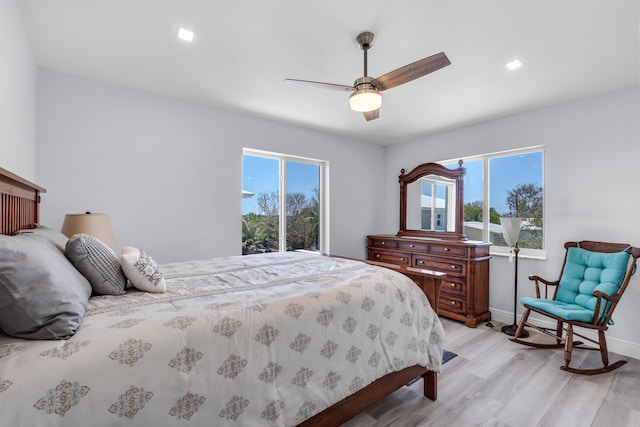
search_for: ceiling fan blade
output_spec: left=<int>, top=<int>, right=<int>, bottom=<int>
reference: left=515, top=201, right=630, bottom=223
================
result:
left=363, top=109, right=380, bottom=121
left=371, top=52, right=450, bottom=91
left=284, top=78, right=355, bottom=92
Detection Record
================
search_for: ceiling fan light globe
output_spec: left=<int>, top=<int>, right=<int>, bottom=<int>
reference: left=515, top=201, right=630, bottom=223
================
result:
left=349, top=88, right=382, bottom=112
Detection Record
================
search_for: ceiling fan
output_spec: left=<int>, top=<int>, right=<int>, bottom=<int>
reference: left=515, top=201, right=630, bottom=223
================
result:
left=284, top=31, right=450, bottom=121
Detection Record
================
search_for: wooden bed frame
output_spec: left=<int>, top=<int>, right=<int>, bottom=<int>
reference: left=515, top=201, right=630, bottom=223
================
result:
left=0, top=166, right=437, bottom=426
left=0, top=167, right=46, bottom=235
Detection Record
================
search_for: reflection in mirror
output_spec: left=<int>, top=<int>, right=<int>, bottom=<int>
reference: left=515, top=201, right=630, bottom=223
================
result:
left=398, top=161, right=466, bottom=240
left=420, top=175, right=456, bottom=232
left=406, top=175, right=456, bottom=232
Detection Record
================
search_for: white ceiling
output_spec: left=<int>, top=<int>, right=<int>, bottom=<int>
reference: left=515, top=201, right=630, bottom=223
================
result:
left=19, top=0, right=639, bottom=145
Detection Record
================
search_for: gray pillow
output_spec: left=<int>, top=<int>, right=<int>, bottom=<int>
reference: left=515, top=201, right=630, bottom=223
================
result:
left=65, top=234, right=127, bottom=296
left=13, top=224, right=69, bottom=253
left=0, top=233, right=92, bottom=340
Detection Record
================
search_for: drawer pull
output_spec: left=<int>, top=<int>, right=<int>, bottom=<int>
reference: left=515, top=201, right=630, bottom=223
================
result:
left=418, top=260, right=424, bottom=265
left=381, top=241, right=386, bottom=245
left=375, top=254, right=380, bottom=259
left=400, top=257, right=405, bottom=261
left=409, top=244, right=415, bottom=248
left=451, top=265, right=457, bottom=269
left=451, top=301, right=456, bottom=305
left=450, top=283, right=456, bottom=287
left=444, top=247, right=450, bottom=252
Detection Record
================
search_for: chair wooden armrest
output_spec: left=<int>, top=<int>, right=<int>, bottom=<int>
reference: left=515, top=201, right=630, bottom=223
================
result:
left=592, top=290, right=619, bottom=302
left=591, top=291, right=621, bottom=326
left=528, top=275, right=560, bottom=299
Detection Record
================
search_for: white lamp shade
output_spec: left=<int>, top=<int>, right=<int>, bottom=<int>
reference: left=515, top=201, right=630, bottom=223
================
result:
left=61, top=213, right=115, bottom=246
left=500, top=217, right=523, bottom=248
left=349, top=88, right=382, bottom=112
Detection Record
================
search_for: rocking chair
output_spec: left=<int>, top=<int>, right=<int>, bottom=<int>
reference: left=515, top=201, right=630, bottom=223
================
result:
left=511, top=241, right=640, bottom=375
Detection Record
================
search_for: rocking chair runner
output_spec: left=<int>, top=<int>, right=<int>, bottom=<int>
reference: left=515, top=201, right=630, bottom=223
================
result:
left=511, top=241, right=640, bottom=375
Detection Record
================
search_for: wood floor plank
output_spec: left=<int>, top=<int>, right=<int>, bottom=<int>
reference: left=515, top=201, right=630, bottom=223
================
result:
left=602, top=358, right=640, bottom=412
left=537, top=375, right=607, bottom=426
left=341, top=318, right=640, bottom=427
left=593, top=399, right=636, bottom=427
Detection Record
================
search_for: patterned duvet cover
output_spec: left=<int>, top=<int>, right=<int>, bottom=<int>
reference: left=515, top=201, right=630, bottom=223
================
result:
left=0, top=251, right=444, bottom=426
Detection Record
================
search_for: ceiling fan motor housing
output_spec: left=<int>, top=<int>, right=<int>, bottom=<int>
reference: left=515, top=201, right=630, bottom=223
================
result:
left=353, top=76, right=377, bottom=89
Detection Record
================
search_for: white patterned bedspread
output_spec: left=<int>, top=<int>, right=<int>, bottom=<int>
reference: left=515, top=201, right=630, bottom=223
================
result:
left=0, top=252, right=444, bottom=426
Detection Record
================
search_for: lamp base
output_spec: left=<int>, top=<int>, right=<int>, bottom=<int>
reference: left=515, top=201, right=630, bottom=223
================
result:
left=501, top=323, right=529, bottom=338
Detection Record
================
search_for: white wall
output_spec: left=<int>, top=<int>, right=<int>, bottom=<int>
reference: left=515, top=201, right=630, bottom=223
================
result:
left=0, top=0, right=36, bottom=180
left=35, top=69, right=384, bottom=263
left=384, top=86, right=640, bottom=355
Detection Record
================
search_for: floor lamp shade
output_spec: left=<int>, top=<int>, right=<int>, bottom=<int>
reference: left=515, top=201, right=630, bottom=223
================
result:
left=61, top=212, right=115, bottom=246
left=500, top=217, right=523, bottom=248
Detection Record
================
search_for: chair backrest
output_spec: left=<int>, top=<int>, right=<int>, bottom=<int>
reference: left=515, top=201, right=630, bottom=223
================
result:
left=555, top=241, right=640, bottom=324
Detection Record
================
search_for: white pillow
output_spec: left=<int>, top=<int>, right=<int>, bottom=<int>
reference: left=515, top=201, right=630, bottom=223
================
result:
left=120, top=246, right=166, bottom=293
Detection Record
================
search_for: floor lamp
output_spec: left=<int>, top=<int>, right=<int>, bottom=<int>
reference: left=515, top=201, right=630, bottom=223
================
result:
left=499, top=216, right=529, bottom=337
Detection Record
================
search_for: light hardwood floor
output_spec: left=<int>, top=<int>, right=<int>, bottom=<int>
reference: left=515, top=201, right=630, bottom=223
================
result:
left=343, top=318, right=640, bottom=427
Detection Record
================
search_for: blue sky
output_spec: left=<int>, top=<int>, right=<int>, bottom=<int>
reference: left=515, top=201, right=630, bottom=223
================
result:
left=448, top=151, right=543, bottom=215
left=243, top=152, right=542, bottom=216
left=242, top=155, right=319, bottom=215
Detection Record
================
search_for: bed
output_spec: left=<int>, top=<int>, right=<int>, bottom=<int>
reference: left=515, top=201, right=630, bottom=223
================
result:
left=0, top=166, right=444, bottom=426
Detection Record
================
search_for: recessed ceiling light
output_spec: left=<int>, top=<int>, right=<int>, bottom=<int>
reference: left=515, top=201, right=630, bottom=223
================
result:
left=505, top=59, right=523, bottom=71
left=177, top=27, right=194, bottom=42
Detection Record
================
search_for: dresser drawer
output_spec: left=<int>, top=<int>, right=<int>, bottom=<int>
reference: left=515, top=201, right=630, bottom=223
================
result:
left=398, top=241, right=429, bottom=252
left=429, top=244, right=467, bottom=257
left=439, top=294, right=465, bottom=315
left=369, top=250, right=410, bottom=266
left=440, top=277, right=466, bottom=297
left=412, top=257, right=466, bottom=277
left=369, top=238, right=398, bottom=250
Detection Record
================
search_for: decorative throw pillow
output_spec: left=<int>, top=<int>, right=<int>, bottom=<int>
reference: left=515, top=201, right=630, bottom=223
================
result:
left=120, top=246, right=166, bottom=293
left=65, top=234, right=127, bottom=295
left=0, top=233, right=92, bottom=340
left=14, top=224, right=69, bottom=253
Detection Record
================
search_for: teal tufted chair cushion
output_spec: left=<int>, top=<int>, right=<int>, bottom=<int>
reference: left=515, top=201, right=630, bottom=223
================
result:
left=556, top=247, right=629, bottom=309
left=521, top=247, right=630, bottom=323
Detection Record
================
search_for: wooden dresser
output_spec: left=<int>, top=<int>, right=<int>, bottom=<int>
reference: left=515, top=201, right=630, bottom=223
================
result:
left=367, top=234, right=492, bottom=327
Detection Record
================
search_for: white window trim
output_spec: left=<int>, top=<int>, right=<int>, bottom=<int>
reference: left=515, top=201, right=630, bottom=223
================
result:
left=242, top=148, right=330, bottom=254
left=442, top=146, right=546, bottom=259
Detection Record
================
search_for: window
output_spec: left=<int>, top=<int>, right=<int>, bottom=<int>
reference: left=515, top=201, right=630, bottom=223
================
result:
left=242, top=149, right=328, bottom=255
left=444, top=147, right=544, bottom=258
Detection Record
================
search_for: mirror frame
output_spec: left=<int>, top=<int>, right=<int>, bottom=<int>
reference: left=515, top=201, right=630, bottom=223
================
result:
left=397, top=161, right=467, bottom=241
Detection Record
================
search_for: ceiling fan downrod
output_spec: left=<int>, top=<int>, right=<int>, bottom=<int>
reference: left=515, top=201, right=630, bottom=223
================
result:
left=350, top=31, right=382, bottom=113
left=355, top=31, right=375, bottom=77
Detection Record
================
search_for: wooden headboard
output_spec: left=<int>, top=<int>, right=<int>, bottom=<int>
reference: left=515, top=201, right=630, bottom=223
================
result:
left=0, top=167, right=46, bottom=235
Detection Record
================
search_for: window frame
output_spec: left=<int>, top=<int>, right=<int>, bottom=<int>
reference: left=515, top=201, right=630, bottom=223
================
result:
left=242, top=148, right=330, bottom=254
left=442, top=146, right=545, bottom=259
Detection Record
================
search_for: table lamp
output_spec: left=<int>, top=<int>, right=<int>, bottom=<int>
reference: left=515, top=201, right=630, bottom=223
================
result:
left=61, top=212, right=115, bottom=246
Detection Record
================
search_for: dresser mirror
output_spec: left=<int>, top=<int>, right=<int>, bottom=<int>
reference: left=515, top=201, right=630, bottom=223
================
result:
left=398, top=161, right=467, bottom=240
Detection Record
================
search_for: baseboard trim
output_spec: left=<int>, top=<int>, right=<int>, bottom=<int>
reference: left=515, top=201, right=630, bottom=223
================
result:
left=489, top=307, right=640, bottom=360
